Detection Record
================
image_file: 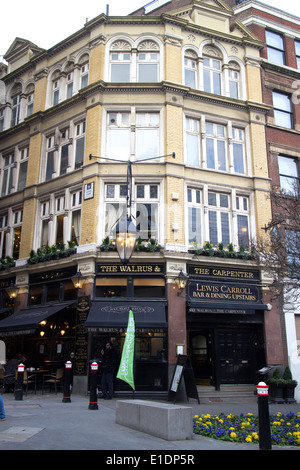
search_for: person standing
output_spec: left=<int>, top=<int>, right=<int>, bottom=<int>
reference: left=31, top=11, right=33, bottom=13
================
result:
left=0, top=395, right=6, bottom=421
left=100, top=342, right=116, bottom=399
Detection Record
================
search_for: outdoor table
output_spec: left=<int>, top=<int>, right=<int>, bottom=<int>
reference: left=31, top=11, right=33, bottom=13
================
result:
left=28, top=370, right=49, bottom=391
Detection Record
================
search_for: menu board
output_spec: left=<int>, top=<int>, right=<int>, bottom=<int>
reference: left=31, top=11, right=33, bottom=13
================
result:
left=168, top=355, right=199, bottom=404
left=74, top=296, right=89, bottom=375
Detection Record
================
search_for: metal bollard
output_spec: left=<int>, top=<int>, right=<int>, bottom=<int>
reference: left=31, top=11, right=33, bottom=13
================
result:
left=256, top=382, right=272, bottom=450
left=15, top=363, right=25, bottom=401
left=89, top=362, right=99, bottom=410
left=62, top=361, right=72, bottom=403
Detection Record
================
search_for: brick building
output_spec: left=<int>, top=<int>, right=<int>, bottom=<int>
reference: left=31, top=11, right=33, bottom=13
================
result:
left=0, top=0, right=285, bottom=398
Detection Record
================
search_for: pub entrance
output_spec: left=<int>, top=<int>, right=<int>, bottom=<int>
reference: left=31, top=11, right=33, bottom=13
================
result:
left=189, top=330, right=213, bottom=385
left=188, top=325, right=264, bottom=388
left=216, top=327, right=256, bottom=385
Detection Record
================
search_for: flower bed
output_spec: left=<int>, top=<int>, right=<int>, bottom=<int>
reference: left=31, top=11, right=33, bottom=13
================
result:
left=193, top=411, right=300, bottom=446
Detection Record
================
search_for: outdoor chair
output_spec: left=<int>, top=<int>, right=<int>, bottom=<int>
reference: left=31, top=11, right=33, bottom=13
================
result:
left=42, top=368, right=64, bottom=394
left=23, top=370, right=37, bottom=395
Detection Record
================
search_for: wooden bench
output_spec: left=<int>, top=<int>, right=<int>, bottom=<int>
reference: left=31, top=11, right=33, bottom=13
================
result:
left=115, top=400, right=193, bottom=440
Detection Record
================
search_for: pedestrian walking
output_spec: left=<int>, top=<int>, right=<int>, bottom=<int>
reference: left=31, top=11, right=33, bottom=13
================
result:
left=0, top=395, right=6, bottom=421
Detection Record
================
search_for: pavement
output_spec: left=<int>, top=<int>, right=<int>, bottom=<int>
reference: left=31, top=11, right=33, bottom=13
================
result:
left=0, top=391, right=300, bottom=454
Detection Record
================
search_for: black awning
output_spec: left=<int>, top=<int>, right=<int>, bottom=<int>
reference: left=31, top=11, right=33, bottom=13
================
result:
left=0, top=303, right=75, bottom=337
left=85, top=300, right=167, bottom=332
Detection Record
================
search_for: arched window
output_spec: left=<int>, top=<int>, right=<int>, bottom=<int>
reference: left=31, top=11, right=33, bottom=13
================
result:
left=137, top=40, right=160, bottom=82
left=203, top=46, right=222, bottom=95
left=184, top=49, right=198, bottom=88
left=10, top=83, right=22, bottom=127
left=109, top=38, right=161, bottom=83
left=24, top=83, right=34, bottom=117
left=51, top=69, right=61, bottom=106
left=78, top=53, right=89, bottom=89
left=228, top=61, right=240, bottom=99
left=110, top=40, right=132, bottom=82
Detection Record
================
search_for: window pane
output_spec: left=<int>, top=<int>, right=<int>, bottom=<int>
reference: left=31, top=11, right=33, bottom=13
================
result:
left=274, top=109, right=292, bottom=128
left=71, top=210, right=81, bottom=245
left=221, top=212, right=230, bottom=245
left=203, top=69, right=211, bottom=93
left=138, top=64, right=158, bottom=82
left=56, top=214, right=64, bottom=244
left=213, top=72, right=221, bottom=94
left=111, top=64, right=130, bottom=82
left=267, top=48, right=285, bottom=64
left=188, top=207, right=201, bottom=243
left=206, top=138, right=215, bottom=169
left=229, top=80, right=238, bottom=99
left=233, top=142, right=245, bottom=173
left=136, top=128, right=158, bottom=160
left=266, top=30, right=284, bottom=49
left=185, top=69, right=196, bottom=88
left=60, top=144, right=69, bottom=175
left=273, top=92, right=291, bottom=112
left=237, top=215, right=249, bottom=248
left=187, top=134, right=199, bottom=165
left=81, top=74, right=88, bottom=89
left=107, top=129, right=130, bottom=160
left=217, top=140, right=226, bottom=171
left=136, top=202, right=158, bottom=239
left=278, top=156, right=298, bottom=177
left=75, top=137, right=85, bottom=169
left=46, top=151, right=55, bottom=181
left=209, top=211, right=218, bottom=245
left=18, top=161, right=28, bottom=190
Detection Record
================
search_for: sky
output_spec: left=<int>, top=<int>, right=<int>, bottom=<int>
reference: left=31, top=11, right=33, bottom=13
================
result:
left=0, top=0, right=299, bottom=60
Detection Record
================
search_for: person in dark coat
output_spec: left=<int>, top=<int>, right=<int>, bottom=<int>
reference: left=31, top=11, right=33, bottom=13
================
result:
left=100, top=342, right=117, bottom=399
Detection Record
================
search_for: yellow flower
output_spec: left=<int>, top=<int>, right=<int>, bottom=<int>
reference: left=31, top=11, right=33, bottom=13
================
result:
left=230, top=432, right=237, bottom=438
left=194, top=415, right=199, bottom=419
left=229, top=427, right=235, bottom=431
left=245, top=436, right=252, bottom=443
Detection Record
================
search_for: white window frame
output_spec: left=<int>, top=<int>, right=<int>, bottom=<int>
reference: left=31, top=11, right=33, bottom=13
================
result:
left=184, top=114, right=247, bottom=175
left=185, top=186, right=252, bottom=250
left=104, top=107, right=162, bottom=162
left=0, top=214, right=8, bottom=258
left=107, top=37, right=162, bottom=83
left=1, top=153, right=15, bottom=196
left=103, top=180, right=162, bottom=242
left=187, top=187, right=202, bottom=244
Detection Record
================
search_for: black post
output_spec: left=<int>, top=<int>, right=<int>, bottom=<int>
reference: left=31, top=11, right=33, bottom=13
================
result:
left=256, top=382, right=272, bottom=450
left=14, top=363, right=25, bottom=401
left=62, top=361, right=72, bottom=403
left=89, top=362, right=99, bottom=410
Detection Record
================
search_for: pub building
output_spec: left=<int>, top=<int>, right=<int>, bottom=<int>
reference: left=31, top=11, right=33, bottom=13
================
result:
left=0, top=255, right=271, bottom=397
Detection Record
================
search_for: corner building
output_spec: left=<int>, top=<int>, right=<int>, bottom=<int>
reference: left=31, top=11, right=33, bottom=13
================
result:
left=0, top=0, right=283, bottom=396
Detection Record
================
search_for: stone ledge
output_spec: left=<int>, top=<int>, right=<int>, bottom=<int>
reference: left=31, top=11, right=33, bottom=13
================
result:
left=115, top=399, right=193, bottom=441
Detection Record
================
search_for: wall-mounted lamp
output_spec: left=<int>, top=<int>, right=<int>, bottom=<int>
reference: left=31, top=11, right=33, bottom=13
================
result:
left=175, top=270, right=189, bottom=295
left=5, top=281, right=19, bottom=299
left=71, top=271, right=86, bottom=289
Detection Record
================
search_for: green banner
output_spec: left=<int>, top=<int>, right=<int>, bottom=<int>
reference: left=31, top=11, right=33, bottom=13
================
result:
left=116, top=309, right=135, bottom=390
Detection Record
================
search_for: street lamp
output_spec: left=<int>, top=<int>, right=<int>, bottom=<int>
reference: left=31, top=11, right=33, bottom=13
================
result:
left=89, top=152, right=175, bottom=264
left=115, top=213, right=137, bottom=264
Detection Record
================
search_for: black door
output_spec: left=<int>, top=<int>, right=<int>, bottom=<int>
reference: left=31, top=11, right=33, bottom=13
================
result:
left=189, top=330, right=212, bottom=385
left=216, top=329, right=255, bottom=384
